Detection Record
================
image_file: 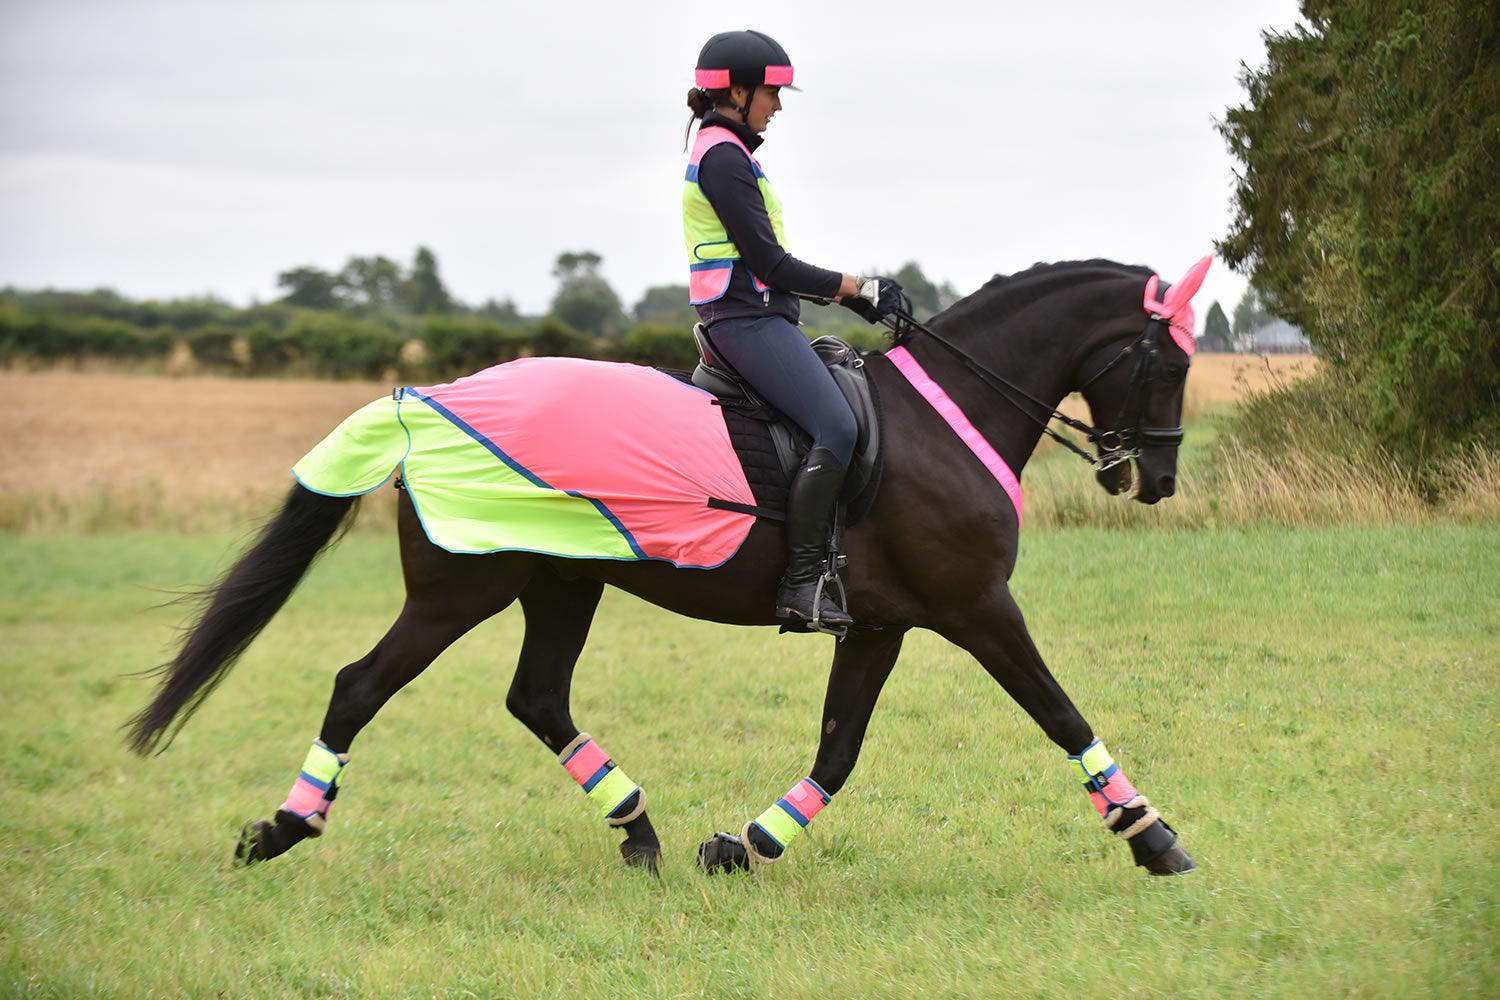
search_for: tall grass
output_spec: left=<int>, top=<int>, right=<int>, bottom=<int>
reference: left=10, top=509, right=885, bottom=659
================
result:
left=1024, top=364, right=1495, bottom=529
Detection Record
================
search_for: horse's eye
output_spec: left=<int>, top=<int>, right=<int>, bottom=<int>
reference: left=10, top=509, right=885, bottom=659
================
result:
left=1164, top=365, right=1186, bottom=383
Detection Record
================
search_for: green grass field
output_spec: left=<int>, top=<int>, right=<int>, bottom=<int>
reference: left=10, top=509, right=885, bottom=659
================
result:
left=2, top=525, right=1497, bottom=997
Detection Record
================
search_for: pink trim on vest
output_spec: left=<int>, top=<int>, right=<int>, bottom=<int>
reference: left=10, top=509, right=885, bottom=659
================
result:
left=689, top=125, right=755, bottom=167
left=562, top=739, right=611, bottom=786
left=886, top=346, right=1024, bottom=526
left=696, top=68, right=731, bottom=88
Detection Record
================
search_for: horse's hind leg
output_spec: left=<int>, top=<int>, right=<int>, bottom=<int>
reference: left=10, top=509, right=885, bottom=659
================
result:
left=700, top=628, right=906, bottom=873
left=939, top=588, right=1195, bottom=876
left=505, top=568, right=661, bottom=873
left=237, top=511, right=536, bottom=865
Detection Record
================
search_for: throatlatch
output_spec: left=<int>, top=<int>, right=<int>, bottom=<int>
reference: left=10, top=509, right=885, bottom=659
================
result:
left=742, top=777, right=832, bottom=865
left=1069, top=739, right=1183, bottom=869
left=280, top=739, right=350, bottom=834
left=558, top=733, right=645, bottom=826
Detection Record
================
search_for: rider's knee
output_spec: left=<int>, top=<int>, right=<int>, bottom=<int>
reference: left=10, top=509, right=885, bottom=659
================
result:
left=819, top=406, right=858, bottom=466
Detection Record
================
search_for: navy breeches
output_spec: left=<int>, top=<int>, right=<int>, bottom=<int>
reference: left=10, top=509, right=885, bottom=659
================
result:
left=704, top=315, right=858, bottom=466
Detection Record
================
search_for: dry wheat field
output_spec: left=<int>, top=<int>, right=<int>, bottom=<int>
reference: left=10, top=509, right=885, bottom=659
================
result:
left=0, top=355, right=1314, bottom=531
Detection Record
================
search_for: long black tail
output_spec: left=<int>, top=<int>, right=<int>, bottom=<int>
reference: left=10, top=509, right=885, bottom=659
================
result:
left=126, top=484, right=359, bottom=755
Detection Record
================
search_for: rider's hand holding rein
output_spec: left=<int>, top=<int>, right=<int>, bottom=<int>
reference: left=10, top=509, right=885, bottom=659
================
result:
left=839, top=275, right=906, bottom=323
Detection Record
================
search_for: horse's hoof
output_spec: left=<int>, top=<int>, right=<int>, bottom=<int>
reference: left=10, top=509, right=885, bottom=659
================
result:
left=1144, top=841, right=1197, bottom=876
left=234, top=819, right=272, bottom=866
left=620, top=840, right=661, bottom=876
left=697, top=831, right=751, bottom=874
left=1126, top=816, right=1195, bottom=875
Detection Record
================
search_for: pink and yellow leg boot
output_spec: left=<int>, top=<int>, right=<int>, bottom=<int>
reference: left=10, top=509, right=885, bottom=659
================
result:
left=557, top=733, right=645, bottom=826
left=1068, top=738, right=1188, bottom=871
left=280, top=739, right=351, bottom=835
left=236, top=739, right=351, bottom=865
left=741, top=777, right=832, bottom=866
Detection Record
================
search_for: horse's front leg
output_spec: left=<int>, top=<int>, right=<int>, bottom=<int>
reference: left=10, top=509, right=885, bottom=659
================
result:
left=938, top=586, right=1195, bottom=875
left=699, top=628, right=906, bottom=873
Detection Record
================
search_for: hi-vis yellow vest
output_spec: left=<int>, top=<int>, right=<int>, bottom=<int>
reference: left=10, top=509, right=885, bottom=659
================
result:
left=683, top=125, right=786, bottom=304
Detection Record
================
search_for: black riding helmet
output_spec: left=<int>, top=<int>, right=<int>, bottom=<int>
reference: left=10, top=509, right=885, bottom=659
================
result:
left=695, top=29, right=800, bottom=122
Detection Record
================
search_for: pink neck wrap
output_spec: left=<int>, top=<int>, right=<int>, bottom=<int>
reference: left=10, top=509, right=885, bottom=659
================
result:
left=886, top=345, right=1024, bottom=526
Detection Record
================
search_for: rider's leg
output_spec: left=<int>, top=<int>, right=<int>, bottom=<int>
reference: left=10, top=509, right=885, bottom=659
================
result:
left=704, top=316, right=857, bottom=625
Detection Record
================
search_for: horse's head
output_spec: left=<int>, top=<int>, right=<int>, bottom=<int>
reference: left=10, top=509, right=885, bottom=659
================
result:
left=1076, top=256, right=1211, bottom=504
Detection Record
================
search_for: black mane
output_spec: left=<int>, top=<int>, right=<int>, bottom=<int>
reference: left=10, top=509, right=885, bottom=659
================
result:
left=932, top=259, right=1153, bottom=329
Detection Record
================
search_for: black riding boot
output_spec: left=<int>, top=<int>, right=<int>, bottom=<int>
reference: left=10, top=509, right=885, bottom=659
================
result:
left=776, top=447, right=852, bottom=628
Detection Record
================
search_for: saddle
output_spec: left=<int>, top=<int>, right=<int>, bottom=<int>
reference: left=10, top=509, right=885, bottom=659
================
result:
left=688, top=323, right=884, bottom=525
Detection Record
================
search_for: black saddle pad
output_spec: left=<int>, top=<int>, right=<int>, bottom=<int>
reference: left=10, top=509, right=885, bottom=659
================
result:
left=658, top=368, right=791, bottom=517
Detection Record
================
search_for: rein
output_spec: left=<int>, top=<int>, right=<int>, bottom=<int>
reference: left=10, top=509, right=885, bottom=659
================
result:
left=871, top=290, right=1184, bottom=474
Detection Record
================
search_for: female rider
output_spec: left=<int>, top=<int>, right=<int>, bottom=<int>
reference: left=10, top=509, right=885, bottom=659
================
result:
left=684, top=29, right=902, bottom=630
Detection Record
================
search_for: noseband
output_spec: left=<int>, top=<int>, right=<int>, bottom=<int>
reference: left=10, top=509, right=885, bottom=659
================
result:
left=1076, top=319, right=1186, bottom=470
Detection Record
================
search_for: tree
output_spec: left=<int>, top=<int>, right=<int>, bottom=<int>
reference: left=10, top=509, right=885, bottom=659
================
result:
left=337, top=255, right=403, bottom=308
left=549, top=251, right=625, bottom=337
left=552, top=251, right=604, bottom=282
left=1231, top=287, right=1273, bottom=338
left=477, top=297, right=523, bottom=325
left=1200, top=301, right=1234, bottom=353
left=632, top=284, right=696, bottom=326
left=404, top=246, right=452, bottom=315
left=276, top=266, right=341, bottom=310
left=1218, top=0, right=1499, bottom=457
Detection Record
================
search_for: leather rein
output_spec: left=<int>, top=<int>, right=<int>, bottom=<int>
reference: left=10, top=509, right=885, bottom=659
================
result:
left=871, top=292, right=1186, bottom=474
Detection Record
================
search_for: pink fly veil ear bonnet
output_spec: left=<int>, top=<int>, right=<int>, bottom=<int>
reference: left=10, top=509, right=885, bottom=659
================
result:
left=1142, top=254, right=1213, bottom=356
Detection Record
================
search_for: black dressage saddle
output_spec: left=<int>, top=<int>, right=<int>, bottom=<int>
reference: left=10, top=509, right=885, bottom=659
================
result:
left=687, top=323, right=884, bottom=525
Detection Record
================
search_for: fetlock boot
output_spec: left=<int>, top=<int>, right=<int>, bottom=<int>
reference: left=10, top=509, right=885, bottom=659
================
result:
left=776, top=447, right=852, bottom=628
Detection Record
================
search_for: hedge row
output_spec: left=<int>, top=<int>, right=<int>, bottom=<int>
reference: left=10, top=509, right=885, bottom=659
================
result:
left=0, top=304, right=890, bottom=380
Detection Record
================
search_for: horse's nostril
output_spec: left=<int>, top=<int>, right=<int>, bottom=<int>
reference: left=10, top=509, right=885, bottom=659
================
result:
left=1157, top=474, right=1176, bottom=497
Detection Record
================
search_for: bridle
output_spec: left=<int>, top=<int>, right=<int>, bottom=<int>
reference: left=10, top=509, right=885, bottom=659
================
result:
left=872, top=285, right=1188, bottom=473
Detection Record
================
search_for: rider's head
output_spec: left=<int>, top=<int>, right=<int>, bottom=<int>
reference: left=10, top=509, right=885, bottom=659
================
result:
left=686, top=30, right=798, bottom=136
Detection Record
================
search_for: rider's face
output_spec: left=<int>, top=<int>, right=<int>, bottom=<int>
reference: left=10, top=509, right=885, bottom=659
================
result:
left=731, top=85, right=782, bottom=133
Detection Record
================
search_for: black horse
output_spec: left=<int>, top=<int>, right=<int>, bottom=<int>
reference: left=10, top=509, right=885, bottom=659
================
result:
left=128, top=258, right=1206, bottom=877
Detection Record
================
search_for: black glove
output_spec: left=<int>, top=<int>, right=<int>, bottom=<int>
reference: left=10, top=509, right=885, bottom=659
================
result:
left=841, top=276, right=906, bottom=324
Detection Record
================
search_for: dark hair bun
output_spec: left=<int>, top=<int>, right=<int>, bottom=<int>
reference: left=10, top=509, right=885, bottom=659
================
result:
left=686, top=87, right=714, bottom=118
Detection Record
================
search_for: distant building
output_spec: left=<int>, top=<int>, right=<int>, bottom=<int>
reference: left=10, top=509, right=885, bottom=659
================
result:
left=1240, top=319, right=1313, bottom=354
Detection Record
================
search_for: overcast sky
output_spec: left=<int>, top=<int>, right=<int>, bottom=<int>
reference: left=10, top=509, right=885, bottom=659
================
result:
left=0, top=0, right=1303, bottom=329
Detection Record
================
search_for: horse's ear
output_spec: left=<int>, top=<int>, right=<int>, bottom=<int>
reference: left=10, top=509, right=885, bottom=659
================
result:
left=1162, top=254, right=1212, bottom=313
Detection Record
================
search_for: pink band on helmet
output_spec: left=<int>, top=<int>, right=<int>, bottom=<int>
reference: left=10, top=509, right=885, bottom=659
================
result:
left=695, top=68, right=731, bottom=88
left=763, top=65, right=794, bottom=86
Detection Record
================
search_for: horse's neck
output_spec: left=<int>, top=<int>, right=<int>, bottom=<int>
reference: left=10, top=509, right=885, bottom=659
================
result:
left=897, top=299, right=1085, bottom=477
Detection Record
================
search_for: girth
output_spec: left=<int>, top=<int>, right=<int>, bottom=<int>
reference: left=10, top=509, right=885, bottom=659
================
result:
left=689, top=324, right=884, bottom=525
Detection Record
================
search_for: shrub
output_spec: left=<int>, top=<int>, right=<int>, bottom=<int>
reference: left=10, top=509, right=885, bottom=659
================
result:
left=245, top=323, right=295, bottom=374
left=185, top=325, right=242, bottom=369
left=611, top=324, right=699, bottom=369
left=284, top=312, right=403, bottom=379
left=0, top=306, right=172, bottom=362
left=421, top=315, right=528, bottom=376
left=527, top=316, right=594, bottom=358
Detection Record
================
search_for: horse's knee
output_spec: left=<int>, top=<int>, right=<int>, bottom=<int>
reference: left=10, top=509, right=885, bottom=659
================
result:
left=325, top=658, right=379, bottom=732
left=505, top=683, right=565, bottom=739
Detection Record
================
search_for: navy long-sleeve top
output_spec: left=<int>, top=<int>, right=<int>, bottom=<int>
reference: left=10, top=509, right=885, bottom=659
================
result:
left=693, top=110, right=843, bottom=327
